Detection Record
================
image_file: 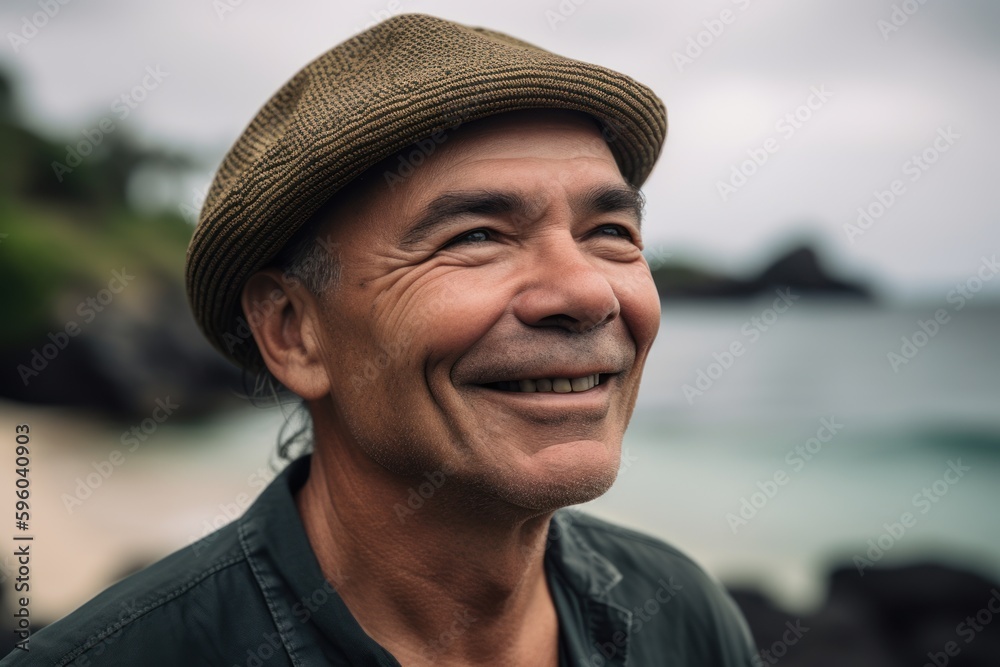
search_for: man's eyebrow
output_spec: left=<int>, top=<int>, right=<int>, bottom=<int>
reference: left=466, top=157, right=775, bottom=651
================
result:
left=398, top=191, right=531, bottom=250
left=573, top=183, right=645, bottom=229
left=397, top=183, right=645, bottom=250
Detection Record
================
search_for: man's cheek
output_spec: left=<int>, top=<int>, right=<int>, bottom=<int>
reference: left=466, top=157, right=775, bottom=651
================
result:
left=416, top=280, right=501, bottom=349
left=617, top=271, right=661, bottom=348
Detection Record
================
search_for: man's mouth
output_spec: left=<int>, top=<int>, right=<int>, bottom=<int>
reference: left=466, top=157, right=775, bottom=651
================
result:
left=482, top=374, right=608, bottom=393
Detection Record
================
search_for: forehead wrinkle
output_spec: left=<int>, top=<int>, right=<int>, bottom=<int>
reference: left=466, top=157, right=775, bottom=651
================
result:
left=445, top=149, right=636, bottom=217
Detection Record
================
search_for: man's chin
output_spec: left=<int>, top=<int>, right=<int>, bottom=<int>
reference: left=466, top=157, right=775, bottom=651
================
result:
left=513, top=471, right=619, bottom=512
left=473, top=441, right=622, bottom=513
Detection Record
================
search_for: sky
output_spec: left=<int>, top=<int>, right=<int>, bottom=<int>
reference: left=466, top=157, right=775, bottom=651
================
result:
left=2, top=0, right=998, bottom=301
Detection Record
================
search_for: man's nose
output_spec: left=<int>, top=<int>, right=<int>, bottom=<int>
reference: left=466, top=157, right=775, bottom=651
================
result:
left=511, top=235, right=620, bottom=333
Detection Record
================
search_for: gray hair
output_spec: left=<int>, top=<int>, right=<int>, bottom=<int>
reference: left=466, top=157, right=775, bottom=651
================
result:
left=245, top=208, right=342, bottom=462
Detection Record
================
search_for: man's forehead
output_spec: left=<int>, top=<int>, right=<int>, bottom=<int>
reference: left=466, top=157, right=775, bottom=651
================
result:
left=322, top=109, right=629, bottom=236
left=438, top=109, right=618, bottom=163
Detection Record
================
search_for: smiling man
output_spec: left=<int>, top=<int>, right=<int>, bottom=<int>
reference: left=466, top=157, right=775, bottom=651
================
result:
left=251, top=109, right=663, bottom=666
left=2, top=13, right=756, bottom=667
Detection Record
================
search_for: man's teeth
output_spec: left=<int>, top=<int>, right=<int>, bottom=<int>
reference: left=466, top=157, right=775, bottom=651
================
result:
left=493, top=374, right=602, bottom=393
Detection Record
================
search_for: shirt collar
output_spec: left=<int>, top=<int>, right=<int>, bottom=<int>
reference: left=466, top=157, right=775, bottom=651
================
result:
left=547, top=510, right=624, bottom=597
left=237, top=454, right=400, bottom=665
left=546, top=510, right=634, bottom=666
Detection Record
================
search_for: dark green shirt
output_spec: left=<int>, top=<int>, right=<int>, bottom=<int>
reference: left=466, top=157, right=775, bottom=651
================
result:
left=2, top=456, right=757, bottom=666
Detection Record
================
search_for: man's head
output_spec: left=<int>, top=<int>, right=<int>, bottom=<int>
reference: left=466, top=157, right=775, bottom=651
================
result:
left=185, top=13, right=666, bottom=513
left=241, top=108, right=660, bottom=512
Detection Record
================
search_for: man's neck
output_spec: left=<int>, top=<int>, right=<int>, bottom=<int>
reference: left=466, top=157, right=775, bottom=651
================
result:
left=294, top=444, right=561, bottom=667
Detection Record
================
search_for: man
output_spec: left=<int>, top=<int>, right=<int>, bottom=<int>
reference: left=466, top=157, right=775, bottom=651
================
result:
left=3, top=14, right=756, bottom=666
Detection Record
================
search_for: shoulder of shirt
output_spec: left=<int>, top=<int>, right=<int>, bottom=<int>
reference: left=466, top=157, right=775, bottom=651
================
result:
left=0, top=518, right=254, bottom=666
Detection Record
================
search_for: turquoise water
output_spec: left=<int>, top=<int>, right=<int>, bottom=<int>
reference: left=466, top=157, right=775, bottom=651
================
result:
left=583, top=301, right=1000, bottom=610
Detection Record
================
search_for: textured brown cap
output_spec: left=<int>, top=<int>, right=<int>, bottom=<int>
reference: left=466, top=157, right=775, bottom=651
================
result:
left=185, top=12, right=667, bottom=369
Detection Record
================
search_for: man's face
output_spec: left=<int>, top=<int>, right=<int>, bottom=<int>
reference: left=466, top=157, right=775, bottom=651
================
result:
left=307, top=109, right=661, bottom=512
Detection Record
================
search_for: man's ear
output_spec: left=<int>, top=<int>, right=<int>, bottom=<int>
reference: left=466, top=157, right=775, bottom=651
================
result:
left=240, top=269, right=330, bottom=400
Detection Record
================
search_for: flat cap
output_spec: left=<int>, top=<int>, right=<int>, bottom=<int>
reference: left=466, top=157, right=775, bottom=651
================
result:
left=185, top=12, right=667, bottom=369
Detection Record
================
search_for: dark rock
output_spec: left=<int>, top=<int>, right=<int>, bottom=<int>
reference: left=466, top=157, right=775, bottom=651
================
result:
left=730, top=563, right=1000, bottom=666
left=651, top=243, right=874, bottom=301
left=0, top=271, right=243, bottom=421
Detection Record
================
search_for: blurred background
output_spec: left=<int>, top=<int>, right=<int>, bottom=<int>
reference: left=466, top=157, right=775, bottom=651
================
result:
left=1, top=0, right=999, bottom=664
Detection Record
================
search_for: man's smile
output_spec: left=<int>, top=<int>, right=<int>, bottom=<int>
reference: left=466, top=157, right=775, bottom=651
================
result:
left=460, top=372, right=621, bottom=424
left=484, top=373, right=610, bottom=393
left=449, top=329, right=635, bottom=424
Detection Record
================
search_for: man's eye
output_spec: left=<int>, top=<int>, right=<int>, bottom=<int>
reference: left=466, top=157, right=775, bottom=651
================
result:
left=445, top=228, right=493, bottom=247
left=595, top=224, right=635, bottom=241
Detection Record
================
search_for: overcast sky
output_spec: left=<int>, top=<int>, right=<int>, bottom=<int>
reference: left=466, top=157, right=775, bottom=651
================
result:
left=2, top=0, right=998, bottom=301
